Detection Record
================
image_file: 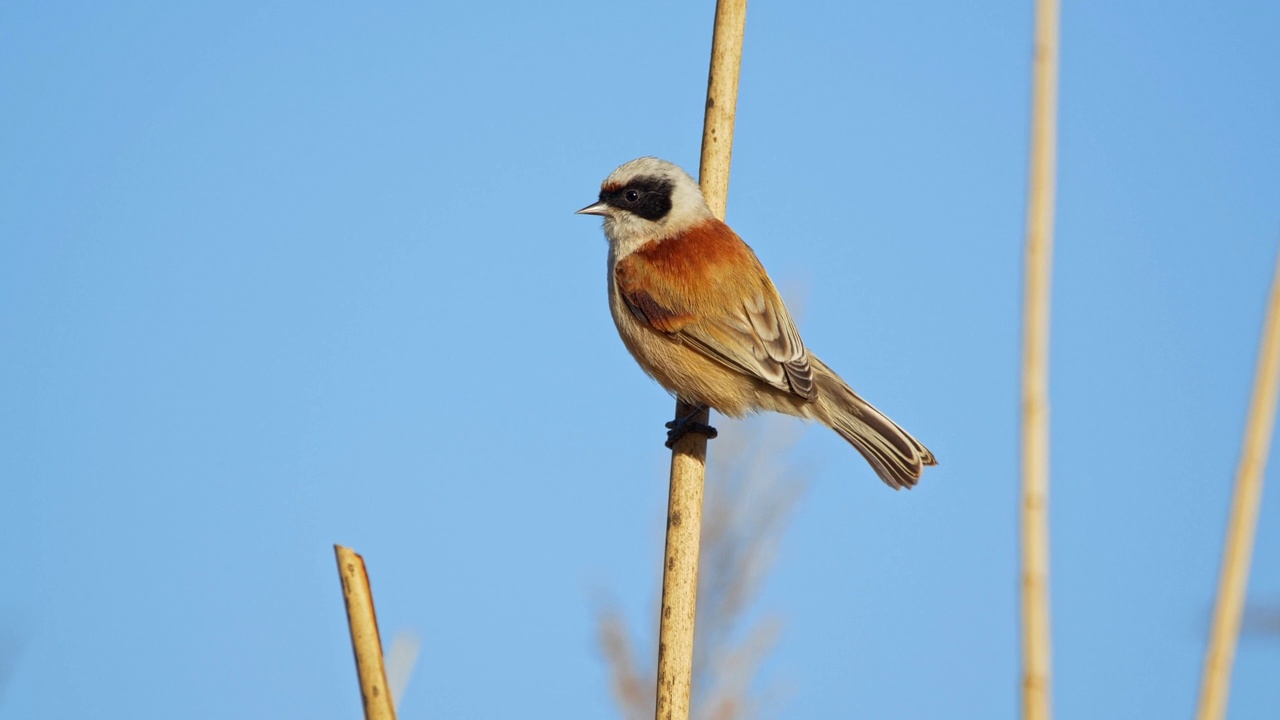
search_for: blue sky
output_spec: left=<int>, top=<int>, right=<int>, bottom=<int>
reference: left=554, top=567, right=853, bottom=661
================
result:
left=2, top=2, right=1278, bottom=718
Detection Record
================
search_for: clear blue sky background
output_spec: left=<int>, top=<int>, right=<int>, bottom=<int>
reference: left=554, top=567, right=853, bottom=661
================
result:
left=2, top=2, right=1278, bottom=718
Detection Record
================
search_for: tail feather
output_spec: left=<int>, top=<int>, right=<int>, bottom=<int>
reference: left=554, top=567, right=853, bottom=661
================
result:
left=812, top=358, right=936, bottom=490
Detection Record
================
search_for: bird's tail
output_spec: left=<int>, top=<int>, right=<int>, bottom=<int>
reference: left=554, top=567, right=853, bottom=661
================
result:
left=812, top=357, right=936, bottom=490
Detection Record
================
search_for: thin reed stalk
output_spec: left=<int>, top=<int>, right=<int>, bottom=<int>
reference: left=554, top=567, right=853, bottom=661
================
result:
left=1019, top=0, right=1059, bottom=719
left=1195, top=246, right=1280, bottom=720
left=335, top=545, right=398, bottom=720
left=654, top=2, right=747, bottom=719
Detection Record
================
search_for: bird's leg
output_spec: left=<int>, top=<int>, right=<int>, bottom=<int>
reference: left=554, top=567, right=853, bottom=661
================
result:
left=664, top=403, right=718, bottom=449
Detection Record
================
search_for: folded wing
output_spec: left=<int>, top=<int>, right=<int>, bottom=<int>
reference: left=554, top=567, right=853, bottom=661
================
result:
left=614, top=226, right=816, bottom=402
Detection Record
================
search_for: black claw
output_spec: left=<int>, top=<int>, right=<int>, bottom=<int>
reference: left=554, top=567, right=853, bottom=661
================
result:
left=664, top=404, right=717, bottom=448
left=664, top=422, right=718, bottom=448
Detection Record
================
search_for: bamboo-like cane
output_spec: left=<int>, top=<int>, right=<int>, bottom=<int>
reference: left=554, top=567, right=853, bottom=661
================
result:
left=335, top=545, right=398, bottom=720
left=653, top=2, right=747, bottom=720
left=697, top=0, right=747, bottom=221
left=1019, top=1, right=1059, bottom=719
left=1194, top=247, right=1280, bottom=720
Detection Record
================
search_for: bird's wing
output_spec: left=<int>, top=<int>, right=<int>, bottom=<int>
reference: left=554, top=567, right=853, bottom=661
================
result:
left=614, top=243, right=817, bottom=401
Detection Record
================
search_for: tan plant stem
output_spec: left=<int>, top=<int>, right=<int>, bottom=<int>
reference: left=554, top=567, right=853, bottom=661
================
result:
left=654, top=2, right=747, bottom=719
left=1019, top=0, right=1059, bottom=718
left=1195, top=246, right=1280, bottom=720
left=335, top=545, right=397, bottom=720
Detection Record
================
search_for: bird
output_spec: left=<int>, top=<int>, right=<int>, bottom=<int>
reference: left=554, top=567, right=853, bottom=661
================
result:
left=577, top=157, right=936, bottom=489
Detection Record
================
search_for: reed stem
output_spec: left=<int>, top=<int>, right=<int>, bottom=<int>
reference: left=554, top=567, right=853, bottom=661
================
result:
left=335, top=545, right=398, bottom=720
left=1019, top=1, right=1059, bottom=718
left=653, top=2, right=747, bottom=719
left=1194, top=246, right=1280, bottom=720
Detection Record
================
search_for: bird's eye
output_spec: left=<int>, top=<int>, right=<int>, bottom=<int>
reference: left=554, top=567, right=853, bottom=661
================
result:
left=624, top=189, right=641, bottom=203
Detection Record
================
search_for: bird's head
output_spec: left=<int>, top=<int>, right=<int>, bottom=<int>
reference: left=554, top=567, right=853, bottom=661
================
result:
left=577, top=157, right=714, bottom=257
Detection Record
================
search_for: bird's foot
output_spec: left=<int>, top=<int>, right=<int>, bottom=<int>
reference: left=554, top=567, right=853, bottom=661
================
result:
left=664, top=404, right=717, bottom=449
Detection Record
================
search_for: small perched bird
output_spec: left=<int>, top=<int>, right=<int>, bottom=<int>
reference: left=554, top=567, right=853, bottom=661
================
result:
left=577, top=157, right=936, bottom=489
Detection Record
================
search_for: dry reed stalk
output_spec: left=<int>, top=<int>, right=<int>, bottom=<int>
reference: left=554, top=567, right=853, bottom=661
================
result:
left=335, top=545, right=398, bottom=720
left=1019, top=0, right=1059, bottom=719
left=697, top=0, right=747, bottom=220
left=655, top=3, right=747, bottom=718
left=601, top=417, right=804, bottom=720
left=1194, top=247, right=1280, bottom=720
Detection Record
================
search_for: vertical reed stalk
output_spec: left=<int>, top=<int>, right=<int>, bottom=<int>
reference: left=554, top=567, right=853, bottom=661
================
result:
left=335, top=545, right=398, bottom=720
left=1020, top=1, right=1059, bottom=718
left=654, top=2, right=747, bottom=719
left=1195, top=247, right=1280, bottom=720
left=697, top=0, right=747, bottom=220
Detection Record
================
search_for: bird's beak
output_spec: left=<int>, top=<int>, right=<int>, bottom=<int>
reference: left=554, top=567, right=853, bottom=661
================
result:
left=576, top=200, right=610, bottom=217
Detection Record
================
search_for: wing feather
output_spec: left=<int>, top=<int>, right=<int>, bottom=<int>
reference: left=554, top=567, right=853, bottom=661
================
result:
left=614, top=224, right=817, bottom=401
